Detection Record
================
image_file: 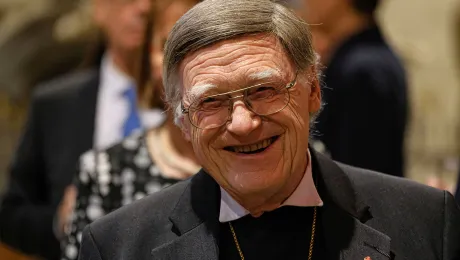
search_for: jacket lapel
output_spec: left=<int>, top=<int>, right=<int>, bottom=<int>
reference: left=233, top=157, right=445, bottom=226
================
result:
left=151, top=171, right=220, bottom=260
left=150, top=222, right=219, bottom=260
left=312, top=150, right=393, bottom=260
left=320, top=203, right=392, bottom=260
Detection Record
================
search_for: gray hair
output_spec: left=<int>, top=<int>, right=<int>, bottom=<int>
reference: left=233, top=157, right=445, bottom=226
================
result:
left=163, top=0, right=318, bottom=126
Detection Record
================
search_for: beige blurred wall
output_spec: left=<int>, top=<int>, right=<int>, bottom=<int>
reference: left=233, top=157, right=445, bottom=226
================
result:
left=379, top=0, right=460, bottom=188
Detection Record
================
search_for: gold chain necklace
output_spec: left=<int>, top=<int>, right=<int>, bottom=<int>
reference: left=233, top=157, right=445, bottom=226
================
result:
left=228, top=206, right=317, bottom=260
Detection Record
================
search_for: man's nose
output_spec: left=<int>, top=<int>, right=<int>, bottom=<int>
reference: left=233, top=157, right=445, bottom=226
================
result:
left=226, top=101, right=261, bottom=136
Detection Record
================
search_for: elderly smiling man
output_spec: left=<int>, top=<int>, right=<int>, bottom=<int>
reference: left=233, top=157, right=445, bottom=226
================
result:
left=78, top=0, right=460, bottom=259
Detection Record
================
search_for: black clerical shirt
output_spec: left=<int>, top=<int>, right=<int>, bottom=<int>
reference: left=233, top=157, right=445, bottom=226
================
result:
left=219, top=206, right=327, bottom=259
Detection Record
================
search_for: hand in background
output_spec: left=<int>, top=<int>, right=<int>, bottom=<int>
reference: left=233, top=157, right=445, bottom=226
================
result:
left=56, top=185, right=77, bottom=239
left=425, top=175, right=455, bottom=194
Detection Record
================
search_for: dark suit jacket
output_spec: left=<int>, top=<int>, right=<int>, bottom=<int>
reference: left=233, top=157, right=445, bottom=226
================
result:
left=315, top=24, right=408, bottom=177
left=78, top=150, right=460, bottom=260
left=0, top=69, right=99, bottom=260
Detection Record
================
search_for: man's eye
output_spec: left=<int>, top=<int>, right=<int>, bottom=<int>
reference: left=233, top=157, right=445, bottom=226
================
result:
left=257, top=86, right=276, bottom=92
left=203, top=97, right=217, bottom=102
left=248, top=86, right=277, bottom=100
left=198, top=97, right=224, bottom=110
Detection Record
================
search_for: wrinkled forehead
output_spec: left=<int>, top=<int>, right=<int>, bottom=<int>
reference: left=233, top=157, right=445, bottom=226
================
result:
left=178, top=34, right=296, bottom=100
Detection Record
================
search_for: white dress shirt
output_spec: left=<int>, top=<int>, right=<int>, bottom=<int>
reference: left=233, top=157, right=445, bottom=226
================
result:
left=93, top=54, right=165, bottom=150
left=219, top=150, right=323, bottom=222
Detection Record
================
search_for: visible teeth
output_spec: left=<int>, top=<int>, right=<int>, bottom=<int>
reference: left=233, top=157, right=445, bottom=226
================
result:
left=231, top=137, right=275, bottom=153
left=257, top=143, right=263, bottom=150
left=263, top=139, right=269, bottom=148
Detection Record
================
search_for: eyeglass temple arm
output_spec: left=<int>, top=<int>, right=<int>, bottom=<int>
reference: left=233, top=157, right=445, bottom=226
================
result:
left=181, top=102, right=189, bottom=114
left=286, top=71, right=299, bottom=89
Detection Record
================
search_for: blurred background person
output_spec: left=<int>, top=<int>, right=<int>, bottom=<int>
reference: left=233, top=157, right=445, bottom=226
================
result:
left=60, top=0, right=201, bottom=259
left=300, top=0, right=408, bottom=177
left=454, top=3, right=460, bottom=204
left=0, top=0, right=153, bottom=259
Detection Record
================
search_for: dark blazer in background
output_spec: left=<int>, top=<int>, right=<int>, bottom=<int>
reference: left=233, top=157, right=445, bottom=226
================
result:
left=78, top=150, right=460, bottom=260
left=315, top=24, right=408, bottom=177
left=0, top=69, right=99, bottom=260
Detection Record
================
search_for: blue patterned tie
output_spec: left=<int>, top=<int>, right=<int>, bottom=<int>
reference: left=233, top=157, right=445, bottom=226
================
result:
left=122, top=86, right=142, bottom=137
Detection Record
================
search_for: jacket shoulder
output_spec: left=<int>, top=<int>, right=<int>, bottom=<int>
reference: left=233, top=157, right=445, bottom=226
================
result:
left=33, top=69, right=99, bottom=101
left=339, top=163, right=445, bottom=201
left=336, top=163, right=460, bottom=258
left=338, top=163, right=448, bottom=220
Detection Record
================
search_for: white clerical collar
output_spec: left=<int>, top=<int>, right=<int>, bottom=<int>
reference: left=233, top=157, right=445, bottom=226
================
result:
left=219, top=149, right=323, bottom=223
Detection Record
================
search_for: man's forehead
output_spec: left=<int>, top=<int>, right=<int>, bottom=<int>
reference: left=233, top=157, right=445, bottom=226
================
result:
left=181, top=34, right=280, bottom=65
left=178, top=34, right=293, bottom=89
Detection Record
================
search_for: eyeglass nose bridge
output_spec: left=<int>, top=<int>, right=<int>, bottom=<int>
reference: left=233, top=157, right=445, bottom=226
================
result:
left=225, top=92, right=256, bottom=124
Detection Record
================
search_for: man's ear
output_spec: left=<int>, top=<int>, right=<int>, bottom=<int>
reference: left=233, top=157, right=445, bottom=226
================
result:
left=308, top=69, right=322, bottom=114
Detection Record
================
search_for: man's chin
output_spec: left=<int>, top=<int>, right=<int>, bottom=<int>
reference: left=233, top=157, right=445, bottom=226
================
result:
left=226, top=171, right=282, bottom=191
left=225, top=180, right=285, bottom=209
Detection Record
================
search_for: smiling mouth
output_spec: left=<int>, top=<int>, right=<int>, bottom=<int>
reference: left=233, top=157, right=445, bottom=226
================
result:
left=224, top=136, right=279, bottom=154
